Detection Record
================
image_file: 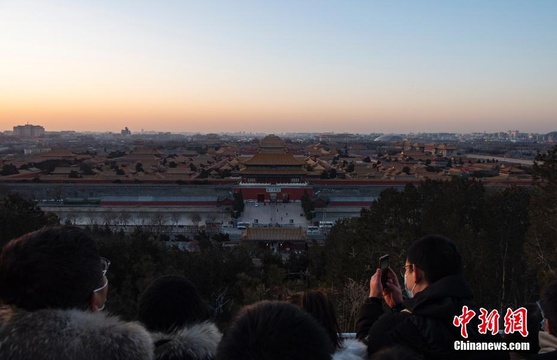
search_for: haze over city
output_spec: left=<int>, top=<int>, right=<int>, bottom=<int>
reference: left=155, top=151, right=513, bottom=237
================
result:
left=1, top=0, right=556, bottom=134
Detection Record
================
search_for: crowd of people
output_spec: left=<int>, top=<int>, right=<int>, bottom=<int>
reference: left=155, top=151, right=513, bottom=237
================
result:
left=0, top=225, right=555, bottom=359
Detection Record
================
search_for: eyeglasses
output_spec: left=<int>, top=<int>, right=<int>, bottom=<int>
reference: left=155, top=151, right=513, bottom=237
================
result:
left=399, top=264, right=413, bottom=277
left=94, top=257, right=111, bottom=293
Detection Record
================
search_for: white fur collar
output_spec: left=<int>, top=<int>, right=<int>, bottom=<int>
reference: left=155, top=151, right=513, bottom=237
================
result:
left=151, top=321, right=222, bottom=360
left=0, top=306, right=153, bottom=360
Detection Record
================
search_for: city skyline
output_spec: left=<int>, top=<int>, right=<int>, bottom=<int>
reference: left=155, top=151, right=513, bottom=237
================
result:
left=6, top=124, right=557, bottom=138
left=1, top=0, right=556, bottom=134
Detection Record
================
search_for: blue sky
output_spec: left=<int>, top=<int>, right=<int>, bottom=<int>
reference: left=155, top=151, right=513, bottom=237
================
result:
left=0, top=0, right=556, bottom=133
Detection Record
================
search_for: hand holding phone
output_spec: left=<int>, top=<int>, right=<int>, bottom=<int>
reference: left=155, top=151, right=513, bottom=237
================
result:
left=379, top=254, right=389, bottom=288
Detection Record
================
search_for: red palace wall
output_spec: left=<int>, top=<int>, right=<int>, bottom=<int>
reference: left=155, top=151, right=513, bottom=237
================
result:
left=234, top=186, right=313, bottom=201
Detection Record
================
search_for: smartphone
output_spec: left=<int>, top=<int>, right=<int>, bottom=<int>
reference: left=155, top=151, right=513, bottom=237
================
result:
left=379, top=254, right=389, bottom=288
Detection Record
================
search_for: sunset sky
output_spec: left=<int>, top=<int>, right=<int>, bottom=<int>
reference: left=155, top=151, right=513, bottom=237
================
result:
left=1, top=0, right=556, bottom=134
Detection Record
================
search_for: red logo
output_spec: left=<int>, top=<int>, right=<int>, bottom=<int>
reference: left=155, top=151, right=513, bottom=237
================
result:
left=453, top=306, right=528, bottom=338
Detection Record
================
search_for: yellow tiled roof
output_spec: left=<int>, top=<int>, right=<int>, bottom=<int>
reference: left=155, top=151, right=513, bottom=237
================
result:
left=239, top=168, right=307, bottom=175
left=243, top=154, right=305, bottom=166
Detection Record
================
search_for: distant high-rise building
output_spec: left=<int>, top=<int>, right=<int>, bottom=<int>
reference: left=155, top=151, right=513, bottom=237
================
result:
left=121, top=127, right=132, bottom=136
left=13, top=124, right=45, bottom=137
left=508, top=130, right=519, bottom=141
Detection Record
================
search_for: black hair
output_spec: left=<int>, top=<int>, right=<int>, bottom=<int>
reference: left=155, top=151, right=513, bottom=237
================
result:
left=406, top=234, right=463, bottom=284
left=0, top=226, right=101, bottom=310
left=286, top=289, right=342, bottom=349
left=541, top=280, right=557, bottom=336
left=216, top=301, right=335, bottom=360
left=137, top=275, right=210, bottom=332
left=502, top=302, right=541, bottom=355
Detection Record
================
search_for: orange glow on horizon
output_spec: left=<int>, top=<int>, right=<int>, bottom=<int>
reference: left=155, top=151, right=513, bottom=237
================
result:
left=1, top=87, right=556, bottom=133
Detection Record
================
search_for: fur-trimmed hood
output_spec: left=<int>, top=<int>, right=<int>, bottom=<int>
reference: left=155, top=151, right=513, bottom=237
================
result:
left=539, top=331, right=557, bottom=354
left=151, top=321, right=222, bottom=360
left=333, top=339, right=368, bottom=360
left=0, top=305, right=153, bottom=360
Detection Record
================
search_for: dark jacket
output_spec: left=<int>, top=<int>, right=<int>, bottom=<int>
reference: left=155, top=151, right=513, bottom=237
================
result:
left=531, top=352, right=557, bottom=360
left=356, top=275, right=509, bottom=360
left=151, top=321, right=222, bottom=360
left=0, top=305, right=154, bottom=360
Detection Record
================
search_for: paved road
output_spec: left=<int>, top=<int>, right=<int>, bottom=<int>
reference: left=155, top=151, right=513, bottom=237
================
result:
left=238, top=201, right=309, bottom=228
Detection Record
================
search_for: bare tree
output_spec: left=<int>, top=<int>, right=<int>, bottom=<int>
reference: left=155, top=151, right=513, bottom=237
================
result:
left=118, top=211, right=131, bottom=227
left=190, top=212, right=202, bottom=227
left=85, top=214, right=97, bottom=226
left=148, top=212, right=170, bottom=237
left=335, top=278, right=368, bottom=333
left=170, top=212, right=182, bottom=227
left=101, top=210, right=116, bottom=227
left=211, top=287, right=231, bottom=318
left=64, top=213, right=77, bottom=225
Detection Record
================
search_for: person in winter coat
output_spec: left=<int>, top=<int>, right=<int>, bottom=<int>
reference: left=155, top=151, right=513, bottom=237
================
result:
left=137, top=275, right=222, bottom=360
left=356, top=234, right=509, bottom=360
left=287, top=289, right=367, bottom=360
left=0, top=226, right=153, bottom=360
left=216, top=300, right=334, bottom=360
left=531, top=280, right=557, bottom=359
left=502, top=302, right=542, bottom=359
